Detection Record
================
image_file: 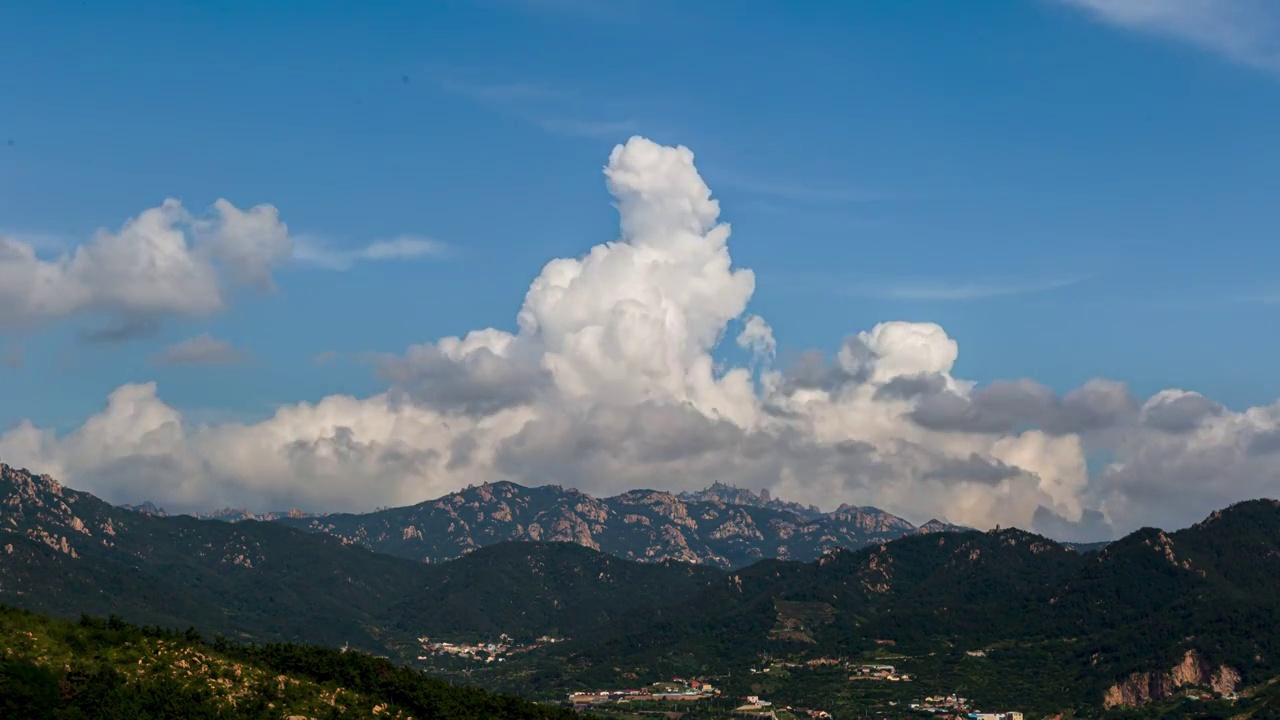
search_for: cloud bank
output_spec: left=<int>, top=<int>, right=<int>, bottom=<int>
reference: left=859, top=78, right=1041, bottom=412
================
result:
left=2, top=137, right=1278, bottom=541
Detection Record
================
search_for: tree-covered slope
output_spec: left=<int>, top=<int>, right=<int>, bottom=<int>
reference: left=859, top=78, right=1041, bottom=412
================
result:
left=0, top=605, right=579, bottom=719
left=504, top=501, right=1280, bottom=714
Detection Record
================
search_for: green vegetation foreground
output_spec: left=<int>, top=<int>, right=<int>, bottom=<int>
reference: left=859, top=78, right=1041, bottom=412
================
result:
left=0, top=605, right=579, bottom=719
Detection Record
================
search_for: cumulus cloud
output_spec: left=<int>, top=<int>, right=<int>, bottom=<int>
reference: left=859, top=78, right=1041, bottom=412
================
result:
left=1, top=137, right=1275, bottom=543
left=907, top=378, right=1138, bottom=437
left=736, top=315, right=776, bottom=363
left=152, top=334, right=248, bottom=367
left=0, top=202, right=444, bottom=341
left=1139, top=389, right=1226, bottom=433
left=0, top=199, right=289, bottom=334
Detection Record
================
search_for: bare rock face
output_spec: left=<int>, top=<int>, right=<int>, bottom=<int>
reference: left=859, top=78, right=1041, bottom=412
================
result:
left=708, top=510, right=764, bottom=541
left=1212, top=666, right=1242, bottom=696
left=1102, top=650, right=1240, bottom=709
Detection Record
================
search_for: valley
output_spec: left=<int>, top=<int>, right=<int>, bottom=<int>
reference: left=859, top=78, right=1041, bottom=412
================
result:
left=5, top=461, right=1280, bottom=717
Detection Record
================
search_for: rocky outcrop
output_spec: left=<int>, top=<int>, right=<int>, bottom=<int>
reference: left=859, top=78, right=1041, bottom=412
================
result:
left=0, top=463, right=120, bottom=557
left=1102, top=650, right=1240, bottom=709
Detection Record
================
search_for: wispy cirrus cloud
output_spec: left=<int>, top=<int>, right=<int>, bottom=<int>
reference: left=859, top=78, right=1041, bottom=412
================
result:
left=434, top=77, right=571, bottom=104
left=846, top=274, right=1093, bottom=301
left=79, top=318, right=162, bottom=346
left=538, top=117, right=639, bottom=140
left=293, top=235, right=450, bottom=271
left=1229, top=288, right=1280, bottom=305
left=771, top=272, right=1094, bottom=302
left=425, top=65, right=638, bottom=141
left=2, top=342, right=24, bottom=369
left=710, top=170, right=889, bottom=206
left=152, top=333, right=248, bottom=367
left=1054, top=0, right=1280, bottom=73
left=498, top=0, right=646, bottom=23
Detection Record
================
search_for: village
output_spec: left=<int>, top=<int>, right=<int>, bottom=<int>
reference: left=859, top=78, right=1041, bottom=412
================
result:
left=415, top=634, right=566, bottom=663
left=904, top=694, right=1022, bottom=720
left=749, top=658, right=912, bottom=682
left=748, top=653, right=1035, bottom=716
left=566, top=676, right=837, bottom=718
left=566, top=676, right=722, bottom=710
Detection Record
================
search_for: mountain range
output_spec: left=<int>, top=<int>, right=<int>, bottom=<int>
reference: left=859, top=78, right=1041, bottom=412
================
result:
left=6, top=460, right=1280, bottom=717
left=0, top=463, right=722, bottom=651
left=122, top=478, right=970, bottom=569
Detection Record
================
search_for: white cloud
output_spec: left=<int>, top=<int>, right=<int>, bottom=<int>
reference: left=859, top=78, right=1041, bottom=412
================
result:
left=0, top=199, right=288, bottom=333
left=1, top=137, right=1274, bottom=541
left=0, top=203, right=445, bottom=337
left=293, top=235, right=448, bottom=271
left=1055, top=0, right=1280, bottom=72
left=737, top=315, right=776, bottom=362
left=152, top=334, right=248, bottom=367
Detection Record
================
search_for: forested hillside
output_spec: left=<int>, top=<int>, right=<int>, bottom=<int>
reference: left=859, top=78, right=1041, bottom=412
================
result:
left=0, top=605, right=579, bottom=719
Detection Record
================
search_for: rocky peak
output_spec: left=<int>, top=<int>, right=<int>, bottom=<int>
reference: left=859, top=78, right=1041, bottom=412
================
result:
left=915, top=519, right=951, bottom=534
left=1, top=463, right=65, bottom=501
left=121, top=501, right=168, bottom=517
left=680, top=482, right=825, bottom=520
left=828, top=504, right=916, bottom=533
left=0, top=463, right=117, bottom=558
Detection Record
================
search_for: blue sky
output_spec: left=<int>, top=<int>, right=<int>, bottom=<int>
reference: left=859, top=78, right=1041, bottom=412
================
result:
left=4, top=0, right=1280, bottom=429
left=2, top=1, right=1280, bottom=530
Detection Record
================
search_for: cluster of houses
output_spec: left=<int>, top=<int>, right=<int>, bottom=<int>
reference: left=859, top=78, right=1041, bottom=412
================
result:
left=905, top=696, right=1022, bottom=720
left=910, top=695, right=971, bottom=714
left=416, top=634, right=564, bottom=663
left=566, top=678, right=719, bottom=710
left=734, top=694, right=773, bottom=713
left=673, top=677, right=719, bottom=694
left=734, top=695, right=833, bottom=719
left=850, top=663, right=911, bottom=682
